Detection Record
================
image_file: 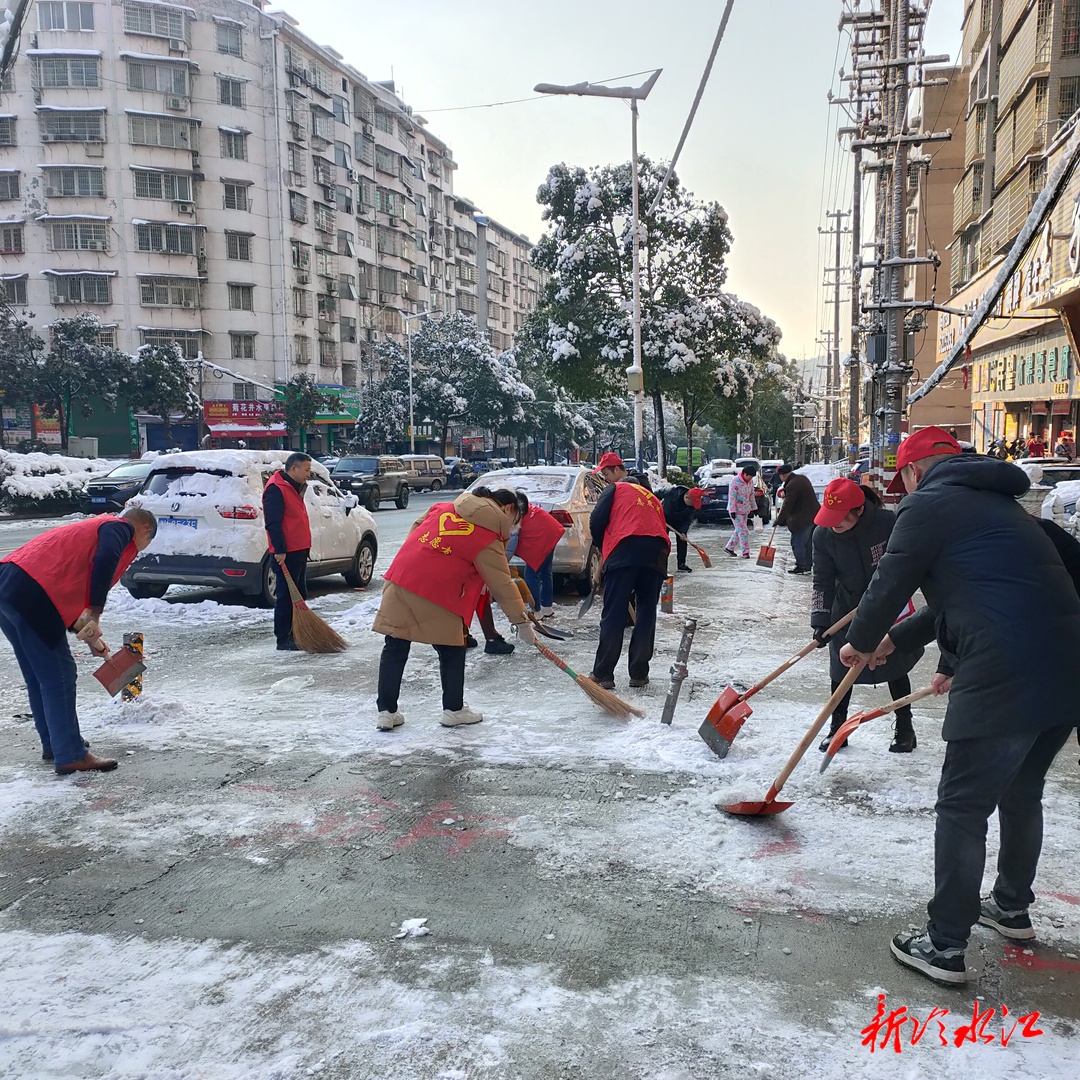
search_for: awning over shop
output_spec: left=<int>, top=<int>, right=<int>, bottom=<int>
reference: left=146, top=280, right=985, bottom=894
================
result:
left=207, top=422, right=285, bottom=435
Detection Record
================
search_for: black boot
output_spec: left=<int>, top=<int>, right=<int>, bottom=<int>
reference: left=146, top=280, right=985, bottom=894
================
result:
left=889, top=711, right=917, bottom=753
left=819, top=716, right=848, bottom=752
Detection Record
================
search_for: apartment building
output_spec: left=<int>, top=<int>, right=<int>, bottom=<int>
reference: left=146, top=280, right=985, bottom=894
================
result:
left=943, top=0, right=1080, bottom=448
left=475, top=214, right=543, bottom=353
left=0, top=0, right=543, bottom=448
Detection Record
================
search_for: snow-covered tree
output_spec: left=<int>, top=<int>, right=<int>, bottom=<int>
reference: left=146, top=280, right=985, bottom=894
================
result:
left=370, top=313, right=533, bottom=453
left=529, top=157, right=782, bottom=472
left=122, top=343, right=199, bottom=447
left=355, top=373, right=407, bottom=448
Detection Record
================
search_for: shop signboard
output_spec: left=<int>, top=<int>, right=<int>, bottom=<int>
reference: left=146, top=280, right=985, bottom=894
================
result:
left=2, top=404, right=33, bottom=446
left=32, top=405, right=61, bottom=446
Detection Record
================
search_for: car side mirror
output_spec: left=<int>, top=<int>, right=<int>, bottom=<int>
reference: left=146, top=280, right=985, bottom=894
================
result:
left=342, top=492, right=359, bottom=513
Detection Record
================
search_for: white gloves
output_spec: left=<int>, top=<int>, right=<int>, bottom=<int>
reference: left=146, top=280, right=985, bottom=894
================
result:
left=514, top=621, right=537, bottom=646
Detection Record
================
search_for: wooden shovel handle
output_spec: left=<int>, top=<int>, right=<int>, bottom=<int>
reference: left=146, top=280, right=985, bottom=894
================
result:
left=851, top=685, right=935, bottom=723
left=770, top=662, right=863, bottom=797
left=743, top=607, right=856, bottom=702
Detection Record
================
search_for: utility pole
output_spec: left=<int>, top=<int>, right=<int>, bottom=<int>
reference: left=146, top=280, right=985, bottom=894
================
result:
left=815, top=333, right=834, bottom=461
left=836, top=1, right=952, bottom=495
left=821, top=211, right=850, bottom=465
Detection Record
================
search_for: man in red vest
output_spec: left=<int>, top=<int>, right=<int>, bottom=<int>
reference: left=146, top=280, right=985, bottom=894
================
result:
left=588, top=454, right=670, bottom=690
left=0, top=506, right=157, bottom=773
left=263, top=452, right=313, bottom=651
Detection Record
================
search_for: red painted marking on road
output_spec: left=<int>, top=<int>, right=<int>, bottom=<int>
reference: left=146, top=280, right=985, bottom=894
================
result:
left=232, top=784, right=279, bottom=793
left=750, top=834, right=801, bottom=860
left=1046, top=891, right=1080, bottom=906
left=393, top=799, right=512, bottom=857
left=1001, top=945, right=1080, bottom=973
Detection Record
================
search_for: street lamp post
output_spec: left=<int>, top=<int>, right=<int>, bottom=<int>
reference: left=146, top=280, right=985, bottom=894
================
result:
left=534, top=71, right=662, bottom=471
left=402, top=310, right=434, bottom=453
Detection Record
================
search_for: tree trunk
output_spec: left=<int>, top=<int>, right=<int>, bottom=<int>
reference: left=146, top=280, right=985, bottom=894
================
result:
left=160, top=403, right=173, bottom=448
left=440, top=420, right=450, bottom=459
left=653, top=387, right=668, bottom=478
left=58, top=395, right=69, bottom=454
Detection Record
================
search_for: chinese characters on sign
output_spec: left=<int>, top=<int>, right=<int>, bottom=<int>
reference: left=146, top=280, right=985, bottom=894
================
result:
left=861, top=993, right=1042, bottom=1053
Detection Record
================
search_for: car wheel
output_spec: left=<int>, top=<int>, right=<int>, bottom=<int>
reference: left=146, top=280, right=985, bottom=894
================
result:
left=395, top=485, right=410, bottom=509
left=126, top=582, right=168, bottom=600
left=343, top=536, right=376, bottom=588
left=430, top=479, right=443, bottom=491
left=577, top=545, right=602, bottom=596
left=365, top=487, right=380, bottom=512
left=257, top=556, right=278, bottom=608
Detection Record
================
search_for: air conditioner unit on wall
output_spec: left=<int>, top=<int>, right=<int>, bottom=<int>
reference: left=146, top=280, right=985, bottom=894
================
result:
left=296, top=271, right=309, bottom=284
left=169, top=39, right=187, bottom=53
left=175, top=202, right=194, bottom=214
left=85, top=240, right=105, bottom=251
left=165, top=96, right=187, bottom=112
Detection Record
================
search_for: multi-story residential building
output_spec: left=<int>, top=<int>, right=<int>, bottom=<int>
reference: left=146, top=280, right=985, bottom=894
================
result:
left=943, top=0, right=1080, bottom=449
left=0, top=0, right=543, bottom=451
left=475, top=214, right=544, bottom=353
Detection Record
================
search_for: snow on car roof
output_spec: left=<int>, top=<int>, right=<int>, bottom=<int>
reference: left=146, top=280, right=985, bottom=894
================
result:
left=468, top=466, right=582, bottom=501
left=146, top=449, right=331, bottom=482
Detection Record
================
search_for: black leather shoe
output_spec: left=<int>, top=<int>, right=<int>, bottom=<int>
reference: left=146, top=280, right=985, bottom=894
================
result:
left=484, top=636, right=515, bottom=655
left=43, top=738, right=89, bottom=762
left=889, top=728, right=917, bottom=753
left=465, top=634, right=479, bottom=649
left=276, top=640, right=299, bottom=651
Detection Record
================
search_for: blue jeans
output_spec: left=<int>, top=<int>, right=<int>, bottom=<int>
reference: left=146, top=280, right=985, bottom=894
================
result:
left=928, top=725, right=1074, bottom=949
left=523, top=551, right=554, bottom=610
left=0, top=599, right=85, bottom=768
left=790, top=526, right=814, bottom=570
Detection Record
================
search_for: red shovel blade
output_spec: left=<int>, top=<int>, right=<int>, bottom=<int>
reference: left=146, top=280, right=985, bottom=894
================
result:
left=722, top=784, right=794, bottom=816
left=698, top=692, right=753, bottom=759
left=93, top=650, right=146, bottom=697
left=818, top=712, right=868, bottom=772
left=755, top=545, right=776, bottom=567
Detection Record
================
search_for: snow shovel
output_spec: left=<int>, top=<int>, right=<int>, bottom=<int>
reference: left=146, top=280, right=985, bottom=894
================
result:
left=527, top=611, right=573, bottom=641
left=819, top=686, right=936, bottom=773
left=673, top=530, right=712, bottom=568
left=755, top=526, right=779, bottom=568
left=93, top=645, right=147, bottom=698
left=722, top=663, right=863, bottom=816
left=698, top=608, right=856, bottom=759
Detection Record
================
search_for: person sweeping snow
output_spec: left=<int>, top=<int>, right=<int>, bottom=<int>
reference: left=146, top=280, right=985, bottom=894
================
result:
left=372, top=486, right=535, bottom=730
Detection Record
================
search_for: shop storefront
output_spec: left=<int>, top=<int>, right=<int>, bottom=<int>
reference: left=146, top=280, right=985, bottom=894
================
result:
left=203, top=401, right=286, bottom=446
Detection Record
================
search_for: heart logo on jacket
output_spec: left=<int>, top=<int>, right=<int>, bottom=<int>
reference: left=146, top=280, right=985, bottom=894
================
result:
left=438, top=512, right=475, bottom=536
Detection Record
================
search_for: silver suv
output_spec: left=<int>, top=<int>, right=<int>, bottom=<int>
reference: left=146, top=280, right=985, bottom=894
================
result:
left=331, top=455, right=410, bottom=511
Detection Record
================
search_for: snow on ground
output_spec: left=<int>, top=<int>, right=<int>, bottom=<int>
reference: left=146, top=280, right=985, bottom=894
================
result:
left=0, top=929, right=1076, bottom=1080
left=1, top=521, right=1079, bottom=1076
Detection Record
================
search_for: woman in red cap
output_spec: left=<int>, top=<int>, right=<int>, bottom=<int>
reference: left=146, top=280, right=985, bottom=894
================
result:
left=661, top=484, right=705, bottom=572
left=810, top=477, right=923, bottom=753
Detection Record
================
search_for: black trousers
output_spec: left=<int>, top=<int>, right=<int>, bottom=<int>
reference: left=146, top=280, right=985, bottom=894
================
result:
left=674, top=534, right=688, bottom=568
left=592, top=565, right=665, bottom=681
left=830, top=674, right=913, bottom=733
left=377, top=635, right=467, bottom=712
left=272, top=550, right=308, bottom=645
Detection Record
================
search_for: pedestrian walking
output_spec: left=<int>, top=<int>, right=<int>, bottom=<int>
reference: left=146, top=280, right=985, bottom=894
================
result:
left=588, top=468, right=670, bottom=690
left=262, top=452, right=314, bottom=652
left=0, top=507, right=158, bottom=773
left=515, top=502, right=566, bottom=615
left=661, top=484, right=705, bottom=573
left=372, top=486, right=535, bottom=729
left=837, top=426, right=1080, bottom=985
left=1054, top=431, right=1075, bottom=460
left=1027, top=432, right=1046, bottom=458
left=811, top=478, right=922, bottom=753
left=725, top=463, right=758, bottom=558
left=775, top=463, right=820, bottom=574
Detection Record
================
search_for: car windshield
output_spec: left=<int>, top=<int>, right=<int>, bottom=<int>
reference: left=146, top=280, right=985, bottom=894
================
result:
left=334, top=457, right=379, bottom=473
left=470, top=470, right=575, bottom=501
left=144, top=468, right=241, bottom=497
left=105, top=462, right=153, bottom=480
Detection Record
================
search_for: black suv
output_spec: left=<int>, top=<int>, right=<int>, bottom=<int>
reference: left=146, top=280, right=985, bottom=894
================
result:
left=331, top=455, right=410, bottom=511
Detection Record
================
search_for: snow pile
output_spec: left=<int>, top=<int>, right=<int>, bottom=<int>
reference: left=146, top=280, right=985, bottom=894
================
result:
left=0, top=449, right=114, bottom=511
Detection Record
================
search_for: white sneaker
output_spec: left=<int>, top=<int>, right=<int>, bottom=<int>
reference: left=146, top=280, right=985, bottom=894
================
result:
left=440, top=704, right=484, bottom=727
left=540, top=606, right=555, bottom=619
left=376, top=710, right=405, bottom=731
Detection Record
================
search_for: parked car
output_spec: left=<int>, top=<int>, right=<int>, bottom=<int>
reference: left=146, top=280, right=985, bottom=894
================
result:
left=331, top=454, right=410, bottom=511
left=444, top=457, right=478, bottom=489
left=401, top=454, right=448, bottom=492
left=697, top=472, right=772, bottom=526
left=464, top=466, right=604, bottom=595
left=695, top=458, right=735, bottom=484
left=122, top=450, right=377, bottom=606
left=79, top=459, right=155, bottom=514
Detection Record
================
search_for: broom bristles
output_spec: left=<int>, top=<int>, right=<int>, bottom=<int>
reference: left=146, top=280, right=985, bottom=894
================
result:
left=577, top=674, right=644, bottom=720
left=290, top=605, right=348, bottom=653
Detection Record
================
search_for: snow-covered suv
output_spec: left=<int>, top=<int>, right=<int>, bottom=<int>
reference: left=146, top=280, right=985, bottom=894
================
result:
left=122, top=450, right=378, bottom=606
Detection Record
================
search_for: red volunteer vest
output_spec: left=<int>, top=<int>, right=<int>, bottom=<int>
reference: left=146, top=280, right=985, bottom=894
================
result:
left=601, top=483, right=671, bottom=563
left=1, top=515, right=139, bottom=627
left=384, top=501, right=501, bottom=619
left=264, top=470, right=312, bottom=552
left=515, top=505, right=565, bottom=571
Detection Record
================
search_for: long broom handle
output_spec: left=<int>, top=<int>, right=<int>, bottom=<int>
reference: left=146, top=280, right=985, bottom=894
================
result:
left=672, top=529, right=710, bottom=560
left=280, top=564, right=305, bottom=604
left=767, top=662, right=863, bottom=800
left=742, top=608, right=855, bottom=704
left=534, top=640, right=583, bottom=681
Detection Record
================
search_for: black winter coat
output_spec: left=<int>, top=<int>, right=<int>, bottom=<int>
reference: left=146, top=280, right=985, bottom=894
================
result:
left=811, top=501, right=923, bottom=684
left=661, top=486, right=695, bottom=536
left=848, top=455, right=1080, bottom=740
left=776, top=473, right=820, bottom=533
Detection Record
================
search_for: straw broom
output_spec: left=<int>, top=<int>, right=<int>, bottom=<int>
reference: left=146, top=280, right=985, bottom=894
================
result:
left=281, top=565, right=348, bottom=653
left=532, top=641, right=644, bottom=720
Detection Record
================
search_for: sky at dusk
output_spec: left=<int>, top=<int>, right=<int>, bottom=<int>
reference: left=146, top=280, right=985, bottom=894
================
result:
left=282, top=0, right=967, bottom=362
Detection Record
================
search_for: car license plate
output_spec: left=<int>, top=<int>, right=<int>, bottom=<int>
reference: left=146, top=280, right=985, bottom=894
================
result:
left=162, top=517, right=198, bottom=529
left=90, top=497, right=107, bottom=504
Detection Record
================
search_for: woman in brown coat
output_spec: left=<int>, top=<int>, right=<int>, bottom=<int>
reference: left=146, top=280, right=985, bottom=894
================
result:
left=775, top=463, right=821, bottom=574
left=372, top=486, right=535, bottom=730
